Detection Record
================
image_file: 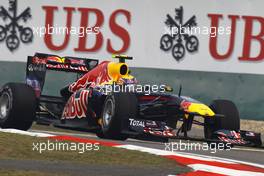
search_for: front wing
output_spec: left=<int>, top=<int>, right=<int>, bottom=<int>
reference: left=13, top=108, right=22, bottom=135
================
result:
left=124, top=118, right=263, bottom=147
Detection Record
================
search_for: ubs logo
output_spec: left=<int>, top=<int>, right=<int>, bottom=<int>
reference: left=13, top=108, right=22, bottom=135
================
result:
left=0, top=0, right=33, bottom=51
left=160, top=6, right=199, bottom=61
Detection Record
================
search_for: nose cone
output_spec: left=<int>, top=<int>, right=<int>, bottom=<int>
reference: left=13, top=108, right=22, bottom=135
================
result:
left=182, top=102, right=215, bottom=116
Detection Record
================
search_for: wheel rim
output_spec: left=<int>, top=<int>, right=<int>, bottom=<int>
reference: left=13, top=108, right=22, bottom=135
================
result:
left=103, top=99, right=114, bottom=127
left=0, top=93, right=10, bottom=120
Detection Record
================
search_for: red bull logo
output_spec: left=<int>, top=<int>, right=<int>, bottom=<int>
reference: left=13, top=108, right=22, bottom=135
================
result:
left=69, top=61, right=112, bottom=92
left=62, top=90, right=89, bottom=119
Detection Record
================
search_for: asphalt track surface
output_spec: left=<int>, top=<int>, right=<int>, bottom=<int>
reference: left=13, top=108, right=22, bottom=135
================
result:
left=0, top=159, right=181, bottom=176
left=30, top=128, right=264, bottom=166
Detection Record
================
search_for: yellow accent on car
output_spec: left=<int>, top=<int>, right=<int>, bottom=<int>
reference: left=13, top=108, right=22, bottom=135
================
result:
left=187, top=103, right=215, bottom=117
left=112, top=54, right=128, bottom=58
left=122, top=74, right=134, bottom=79
left=60, top=57, right=65, bottom=63
left=108, top=62, right=129, bottom=81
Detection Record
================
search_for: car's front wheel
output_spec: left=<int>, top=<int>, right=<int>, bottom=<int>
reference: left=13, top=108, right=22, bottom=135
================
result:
left=204, top=99, right=240, bottom=139
left=0, top=83, right=36, bottom=130
left=96, top=92, right=138, bottom=140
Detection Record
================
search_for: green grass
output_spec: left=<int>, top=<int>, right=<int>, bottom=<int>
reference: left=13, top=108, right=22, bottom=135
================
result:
left=0, top=169, right=67, bottom=176
left=0, top=132, right=191, bottom=175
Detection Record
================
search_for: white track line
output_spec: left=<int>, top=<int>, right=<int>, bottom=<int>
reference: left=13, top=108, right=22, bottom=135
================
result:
left=0, top=128, right=54, bottom=137
left=30, top=129, right=95, bottom=138
left=188, top=164, right=264, bottom=176
left=117, top=144, right=234, bottom=163
left=117, top=144, right=264, bottom=169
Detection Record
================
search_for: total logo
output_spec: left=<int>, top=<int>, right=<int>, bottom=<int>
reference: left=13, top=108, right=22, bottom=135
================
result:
left=129, top=119, right=145, bottom=128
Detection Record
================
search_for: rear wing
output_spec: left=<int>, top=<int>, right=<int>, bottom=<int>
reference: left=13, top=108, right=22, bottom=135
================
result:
left=26, top=53, right=98, bottom=97
left=28, top=53, right=98, bottom=73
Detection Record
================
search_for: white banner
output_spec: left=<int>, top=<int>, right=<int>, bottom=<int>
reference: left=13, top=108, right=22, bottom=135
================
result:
left=0, top=0, right=264, bottom=74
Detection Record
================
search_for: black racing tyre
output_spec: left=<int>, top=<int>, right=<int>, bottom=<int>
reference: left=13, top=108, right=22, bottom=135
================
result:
left=204, top=100, right=240, bottom=139
left=95, top=130, right=106, bottom=139
left=0, top=83, right=36, bottom=130
left=96, top=92, right=138, bottom=141
left=166, top=115, right=178, bottom=129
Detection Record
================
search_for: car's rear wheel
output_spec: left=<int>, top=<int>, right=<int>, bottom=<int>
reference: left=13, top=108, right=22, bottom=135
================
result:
left=204, top=100, right=240, bottom=139
left=96, top=92, right=138, bottom=140
left=0, top=83, right=36, bottom=130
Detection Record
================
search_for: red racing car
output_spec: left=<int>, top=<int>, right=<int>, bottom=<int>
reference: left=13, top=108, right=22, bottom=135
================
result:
left=0, top=53, right=262, bottom=146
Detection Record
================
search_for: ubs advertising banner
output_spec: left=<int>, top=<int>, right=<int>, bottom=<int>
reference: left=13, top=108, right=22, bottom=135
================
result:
left=0, top=0, right=264, bottom=75
left=1, top=0, right=264, bottom=119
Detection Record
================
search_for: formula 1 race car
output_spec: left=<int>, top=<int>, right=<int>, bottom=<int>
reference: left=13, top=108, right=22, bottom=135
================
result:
left=0, top=53, right=262, bottom=147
